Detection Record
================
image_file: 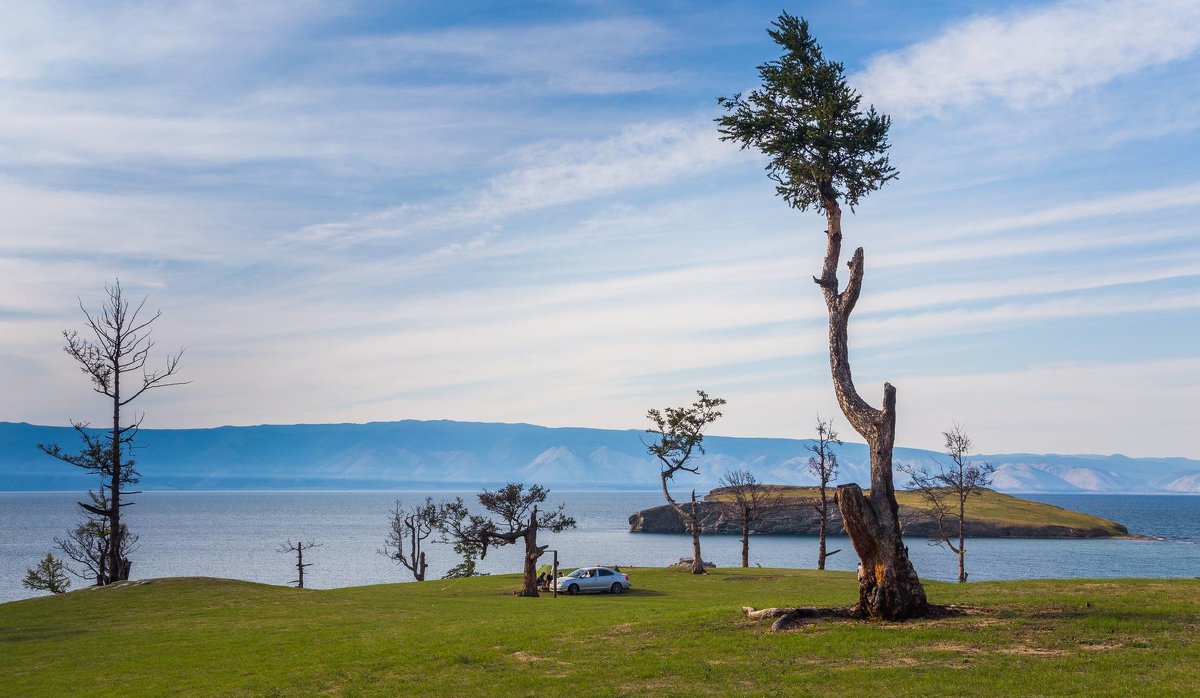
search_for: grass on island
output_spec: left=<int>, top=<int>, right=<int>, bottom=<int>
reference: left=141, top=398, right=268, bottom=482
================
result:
left=4, top=568, right=1199, bottom=696
left=707, top=486, right=1129, bottom=536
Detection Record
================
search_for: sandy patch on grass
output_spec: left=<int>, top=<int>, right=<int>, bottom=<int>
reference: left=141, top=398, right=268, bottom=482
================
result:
left=511, top=651, right=546, bottom=663
left=997, top=646, right=1068, bottom=657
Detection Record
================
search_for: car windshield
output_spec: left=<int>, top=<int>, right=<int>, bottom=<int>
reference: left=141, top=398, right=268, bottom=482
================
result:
left=566, top=569, right=587, bottom=578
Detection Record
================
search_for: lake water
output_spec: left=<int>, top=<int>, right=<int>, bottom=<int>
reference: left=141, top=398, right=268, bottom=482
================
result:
left=2, top=490, right=1198, bottom=604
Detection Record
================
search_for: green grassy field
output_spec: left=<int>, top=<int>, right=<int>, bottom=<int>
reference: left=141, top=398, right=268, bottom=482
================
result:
left=3, top=568, right=1197, bottom=696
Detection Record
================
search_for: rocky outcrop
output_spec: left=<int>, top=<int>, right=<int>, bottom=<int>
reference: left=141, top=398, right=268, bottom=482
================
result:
left=629, top=489, right=1130, bottom=539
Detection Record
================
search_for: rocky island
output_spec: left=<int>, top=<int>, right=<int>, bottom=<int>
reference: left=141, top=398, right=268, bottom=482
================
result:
left=629, top=486, right=1131, bottom=539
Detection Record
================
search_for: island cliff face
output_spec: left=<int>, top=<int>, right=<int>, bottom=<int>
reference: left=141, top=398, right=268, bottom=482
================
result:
left=629, top=487, right=1131, bottom=539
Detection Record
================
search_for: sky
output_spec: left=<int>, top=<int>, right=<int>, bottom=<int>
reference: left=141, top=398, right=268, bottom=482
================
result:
left=1, top=0, right=1198, bottom=458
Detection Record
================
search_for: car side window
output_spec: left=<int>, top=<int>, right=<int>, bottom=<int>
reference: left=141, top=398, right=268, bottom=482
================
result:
left=599, top=569, right=613, bottom=577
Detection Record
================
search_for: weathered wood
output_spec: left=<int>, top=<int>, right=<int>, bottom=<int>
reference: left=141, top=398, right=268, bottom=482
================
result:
left=741, top=605, right=855, bottom=632
left=741, top=606, right=798, bottom=620
left=838, top=484, right=927, bottom=620
left=820, top=200, right=927, bottom=621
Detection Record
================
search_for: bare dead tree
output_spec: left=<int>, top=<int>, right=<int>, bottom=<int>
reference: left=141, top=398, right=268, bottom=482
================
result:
left=439, top=484, right=574, bottom=597
left=380, top=497, right=444, bottom=582
left=717, top=470, right=783, bottom=568
left=644, top=390, right=726, bottom=575
left=278, top=540, right=321, bottom=588
left=805, top=416, right=843, bottom=570
left=54, top=488, right=139, bottom=586
left=899, top=424, right=995, bottom=583
left=39, top=280, right=186, bottom=584
left=719, top=13, right=927, bottom=620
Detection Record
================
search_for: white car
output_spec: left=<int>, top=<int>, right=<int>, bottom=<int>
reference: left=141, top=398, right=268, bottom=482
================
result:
left=555, top=566, right=631, bottom=595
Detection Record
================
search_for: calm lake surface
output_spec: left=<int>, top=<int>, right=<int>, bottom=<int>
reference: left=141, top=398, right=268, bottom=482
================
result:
left=2, top=491, right=1198, bottom=604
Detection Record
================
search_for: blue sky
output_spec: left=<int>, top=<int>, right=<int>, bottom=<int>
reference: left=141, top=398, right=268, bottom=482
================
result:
left=1, top=0, right=1198, bottom=457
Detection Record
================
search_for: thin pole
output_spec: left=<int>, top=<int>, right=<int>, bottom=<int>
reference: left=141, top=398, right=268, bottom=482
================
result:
left=552, top=550, right=558, bottom=599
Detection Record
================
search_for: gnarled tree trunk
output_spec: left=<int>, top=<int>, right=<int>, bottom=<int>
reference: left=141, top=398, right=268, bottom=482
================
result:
left=819, top=200, right=927, bottom=621
left=517, top=507, right=543, bottom=597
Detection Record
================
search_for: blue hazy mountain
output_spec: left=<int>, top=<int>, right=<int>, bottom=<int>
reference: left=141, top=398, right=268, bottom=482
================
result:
left=2, top=420, right=1198, bottom=493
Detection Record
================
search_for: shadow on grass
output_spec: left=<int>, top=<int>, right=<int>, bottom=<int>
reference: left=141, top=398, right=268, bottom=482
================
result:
left=1, top=627, right=88, bottom=643
left=547, top=588, right=666, bottom=598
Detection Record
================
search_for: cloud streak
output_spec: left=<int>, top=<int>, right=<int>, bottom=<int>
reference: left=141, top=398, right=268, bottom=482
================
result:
left=855, top=0, right=1200, bottom=118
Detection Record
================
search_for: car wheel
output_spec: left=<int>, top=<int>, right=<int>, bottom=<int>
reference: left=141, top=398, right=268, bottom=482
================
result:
left=567, top=584, right=580, bottom=595
left=610, top=582, right=624, bottom=594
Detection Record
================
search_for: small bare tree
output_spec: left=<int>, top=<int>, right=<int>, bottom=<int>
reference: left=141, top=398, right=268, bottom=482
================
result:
left=39, top=280, right=185, bottom=585
left=23, top=553, right=71, bottom=594
left=900, top=424, right=995, bottom=583
left=278, top=540, right=321, bottom=588
left=440, top=484, right=574, bottom=597
left=55, top=488, right=139, bottom=586
left=380, top=498, right=444, bottom=582
left=717, top=470, right=783, bottom=568
left=805, top=416, right=843, bottom=570
left=644, top=390, right=725, bottom=575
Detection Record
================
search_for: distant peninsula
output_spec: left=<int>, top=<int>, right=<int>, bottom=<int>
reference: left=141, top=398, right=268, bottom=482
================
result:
left=629, top=486, right=1132, bottom=539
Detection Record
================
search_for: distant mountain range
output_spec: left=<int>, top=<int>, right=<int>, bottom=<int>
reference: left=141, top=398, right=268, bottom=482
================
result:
left=2, top=419, right=1198, bottom=494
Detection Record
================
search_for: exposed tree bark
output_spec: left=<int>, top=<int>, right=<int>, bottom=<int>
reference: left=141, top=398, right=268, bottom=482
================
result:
left=741, top=605, right=855, bottom=632
left=819, top=201, right=928, bottom=621
left=717, top=12, right=923, bottom=620
left=518, top=507, right=544, bottom=598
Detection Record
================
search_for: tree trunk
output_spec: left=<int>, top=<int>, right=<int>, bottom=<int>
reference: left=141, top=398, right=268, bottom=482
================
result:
left=958, top=505, right=966, bottom=583
left=817, top=484, right=828, bottom=570
left=741, top=518, right=750, bottom=568
left=689, top=492, right=705, bottom=575
left=819, top=200, right=927, bottom=621
left=415, top=551, right=426, bottom=582
left=108, top=366, right=122, bottom=586
left=516, top=507, right=541, bottom=597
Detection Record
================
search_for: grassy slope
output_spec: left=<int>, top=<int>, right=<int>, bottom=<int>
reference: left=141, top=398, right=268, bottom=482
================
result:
left=710, top=486, right=1130, bottom=536
left=3, top=570, right=1198, bottom=697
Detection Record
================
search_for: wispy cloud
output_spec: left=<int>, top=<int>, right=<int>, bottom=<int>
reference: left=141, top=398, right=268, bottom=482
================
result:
left=339, top=18, right=675, bottom=95
left=1, top=2, right=1198, bottom=460
left=854, top=0, right=1200, bottom=118
left=296, top=119, right=739, bottom=244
